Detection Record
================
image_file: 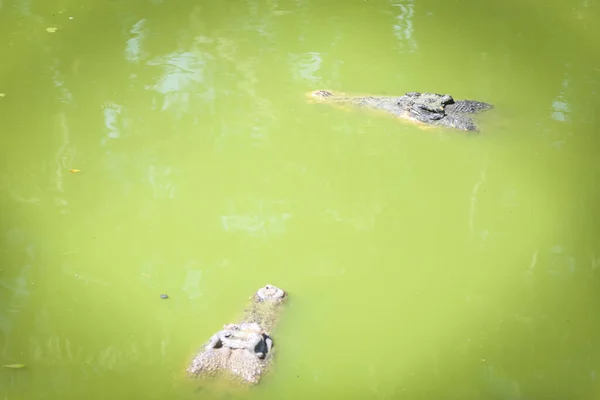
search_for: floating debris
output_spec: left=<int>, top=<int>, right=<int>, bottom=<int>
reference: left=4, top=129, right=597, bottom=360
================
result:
left=160, top=294, right=169, bottom=299
left=69, top=169, right=80, bottom=173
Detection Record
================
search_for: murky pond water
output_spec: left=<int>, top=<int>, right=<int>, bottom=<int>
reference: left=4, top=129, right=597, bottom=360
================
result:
left=1, top=0, right=599, bottom=399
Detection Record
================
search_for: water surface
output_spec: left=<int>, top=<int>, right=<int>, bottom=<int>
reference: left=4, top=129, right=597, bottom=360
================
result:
left=1, top=0, right=599, bottom=399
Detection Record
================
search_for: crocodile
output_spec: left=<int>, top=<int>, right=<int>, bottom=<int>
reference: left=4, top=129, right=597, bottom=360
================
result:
left=239, top=284, right=286, bottom=333
left=187, top=284, right=287, bottom=385
left=207, top=322, right=273, bottom=359
left=308, top=90, right=493, bottom=132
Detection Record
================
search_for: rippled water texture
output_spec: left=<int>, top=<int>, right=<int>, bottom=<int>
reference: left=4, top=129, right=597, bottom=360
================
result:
left=1, top=0, right=599, bottom=399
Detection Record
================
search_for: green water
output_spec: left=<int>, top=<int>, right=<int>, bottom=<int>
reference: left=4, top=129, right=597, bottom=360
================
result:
left=1, top=0, right=599, bottom=399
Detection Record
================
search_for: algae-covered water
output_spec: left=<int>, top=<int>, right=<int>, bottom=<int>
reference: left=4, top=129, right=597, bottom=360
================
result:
left=1, top=0, right=599, bottom=399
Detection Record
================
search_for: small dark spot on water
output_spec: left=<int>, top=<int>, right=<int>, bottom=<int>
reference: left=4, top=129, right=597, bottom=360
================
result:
left=160, top=294, right=169, bottom=299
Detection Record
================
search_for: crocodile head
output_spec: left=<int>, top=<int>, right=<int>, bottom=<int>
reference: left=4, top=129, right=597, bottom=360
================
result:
left=402, top=92, right=455, bottom=122
left=310, top=89, right=334, bottom=98
left=254, top=284, right=286, bottom=303
left=208, top=322, right=271, bottom=359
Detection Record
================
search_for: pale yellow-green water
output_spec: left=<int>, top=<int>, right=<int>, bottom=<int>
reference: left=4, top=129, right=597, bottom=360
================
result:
left=1, top=0, right=599, bottom=399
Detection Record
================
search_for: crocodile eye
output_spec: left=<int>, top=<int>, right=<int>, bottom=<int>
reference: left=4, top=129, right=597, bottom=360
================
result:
left=441, top=94, right=454, bottom=104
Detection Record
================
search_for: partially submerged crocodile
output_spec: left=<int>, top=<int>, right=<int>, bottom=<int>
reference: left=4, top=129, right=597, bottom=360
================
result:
left=308, top=90, right=493, bottom=132
left=207, top=322, right=273, bottom=359
left=240, top=284, right=286, bottom=333
left=187, top=284, right=287, bottom=385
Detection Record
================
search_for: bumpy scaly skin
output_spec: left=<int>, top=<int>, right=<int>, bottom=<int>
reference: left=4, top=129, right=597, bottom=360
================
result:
left=241, top=284, right=286, bottom=334
left=187, top=285, right=287, bottom=385
left=308, top=90, right=493, bottom=132
left=221, top=323, right=265, bottom=349
left=216, top=322, right=273, bottom=358
left=186, top=345, right=265, bottom=384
